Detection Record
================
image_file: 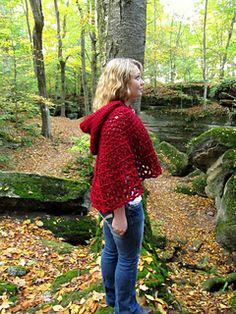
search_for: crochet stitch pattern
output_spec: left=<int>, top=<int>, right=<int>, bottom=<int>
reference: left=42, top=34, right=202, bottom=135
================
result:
left=80, top=101, right=162, bottom=213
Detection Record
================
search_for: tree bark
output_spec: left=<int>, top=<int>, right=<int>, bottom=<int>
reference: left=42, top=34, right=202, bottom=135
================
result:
left=29, top=0, right=51, bottom=138
left=101, top=0, right=147, bottom=113
left=22, top=0, right=37, bottom=77
left=54, top=0, right=70, bottom=117
left=89, top=0, right=97, bottom=99
left=219, top=11, right=236, bottom=80
left=202, top=0, right=208, bottom=109
left=77, top=2, right=90, bottom=115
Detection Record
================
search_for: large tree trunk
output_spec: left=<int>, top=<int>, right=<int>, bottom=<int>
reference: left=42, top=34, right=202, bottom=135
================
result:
left=29, top=0, right=51, bottom=138
left=101, top=0, right=147, bottom=113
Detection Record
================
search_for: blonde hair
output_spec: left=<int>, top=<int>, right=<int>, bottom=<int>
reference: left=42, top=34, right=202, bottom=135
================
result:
left=92, top=58, right=142, bottom=111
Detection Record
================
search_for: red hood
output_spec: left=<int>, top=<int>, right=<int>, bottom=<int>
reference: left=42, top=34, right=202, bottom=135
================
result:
left=80, top=101, right=125, bottom=155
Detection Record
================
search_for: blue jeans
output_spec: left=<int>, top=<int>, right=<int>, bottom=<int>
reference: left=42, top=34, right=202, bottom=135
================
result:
left=101, top=202, right=144, bottom=314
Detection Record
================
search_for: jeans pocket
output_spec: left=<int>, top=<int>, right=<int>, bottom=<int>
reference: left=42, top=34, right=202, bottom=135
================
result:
left=126, top=202, right=144, bottom=224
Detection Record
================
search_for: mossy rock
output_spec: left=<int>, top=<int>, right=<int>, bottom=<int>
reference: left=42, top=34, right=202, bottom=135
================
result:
left=0, top=280, right=18, bottom=295
left=0, top=171, right=90, bottom=214
left=41, top=215, right=97, bottom=245
left=187, top=127, right=236, bottom=172
left=7, top=265, right=29, bottom=277
left=156, top=141, right=190, bottom=176
left=206, top=148, right=236, bottom=198
left=216, top=175, right=236, bottom=253
left=175, top=170, right=207, bottom=197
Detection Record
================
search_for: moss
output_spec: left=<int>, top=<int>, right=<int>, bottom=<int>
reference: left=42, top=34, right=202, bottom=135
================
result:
left=41, top=215, right=96, bottom=244
left=187, top=127, right=236, bottom=155
left=42, top=240, right=75, bottom=254
left=0, top=280, right=18, bottom=295
left=156, top=141, right=188, bottom=175
left=222, top=148, right=236, bottom=171
left=175, top=171, right=207, bottom=197
left=51, top=269, right=80, bottom=291
left=221, top=175, right=236, bottom=220
left=231, top=293, right=236, bottom=311
left=0, top=171, right=88, bottom=202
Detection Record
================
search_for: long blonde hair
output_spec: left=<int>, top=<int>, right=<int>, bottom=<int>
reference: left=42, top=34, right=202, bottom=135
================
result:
left=92, top=58, right=142, bottom=111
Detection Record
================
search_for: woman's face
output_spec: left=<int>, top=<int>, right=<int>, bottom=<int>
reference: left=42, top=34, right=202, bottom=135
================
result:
left=126, top=66, right=144, bottom=102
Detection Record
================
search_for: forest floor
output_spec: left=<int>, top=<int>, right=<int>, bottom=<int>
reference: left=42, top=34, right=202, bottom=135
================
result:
left=0, top=116, right=235, bottom=313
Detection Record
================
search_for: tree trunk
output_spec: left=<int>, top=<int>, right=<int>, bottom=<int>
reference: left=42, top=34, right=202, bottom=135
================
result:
left=29, top=0, right=51, bottom=138
left=219, top=12, right=236, bottom=80
left=77, top=2, right=90, bottom=115
left=22, top=0, right=37, bottom=77
left=102, top=0, right=147, bottom=113
left=96, top=0, right=109, bottom=67
left=89, top=0, right=97, bottom=99
left=54, top=0, right=69, bottom=117
left=202, top=0, right=208, bottom=109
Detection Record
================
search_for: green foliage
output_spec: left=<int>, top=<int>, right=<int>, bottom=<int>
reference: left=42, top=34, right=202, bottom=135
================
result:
left=0, top=154, right=10, bottom=164
left=0, top=280, right=18, bottom=296
left=175, top=183, right=194, bottom=196
left=70, top=135, right=94, bottom=183
left=231, top=293, right=236, bottom=311
left=175, top=171, right=207, bottom=197
left=209, top=79, right=236, bottom=99
left=51, top=269, right=80, bottom=291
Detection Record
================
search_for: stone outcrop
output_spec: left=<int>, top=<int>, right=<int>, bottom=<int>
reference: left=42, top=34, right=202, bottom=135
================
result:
left=0, top=171, right=90, bottom=215
left=187, top=127, right=236, bottom=257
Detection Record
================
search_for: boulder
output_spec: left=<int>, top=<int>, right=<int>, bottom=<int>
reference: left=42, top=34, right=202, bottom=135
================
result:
left=186, top=128, right=236, bottom=255
left=156, top=141, right=191, bottom=176
left=187, top=127, right=236, bottom=172
left=205, top=149, right=236, bottom=202
left=215, top=175, right=236, bottom=255
left=0, top=171, right=90, bottom=215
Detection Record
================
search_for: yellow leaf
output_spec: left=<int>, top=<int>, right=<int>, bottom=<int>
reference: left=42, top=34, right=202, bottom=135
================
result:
left=35, top=220, right=44, bottom=227
left=142, top=256, right=153, bottom=264
left=52, top=305, right=64, bottom=311
left=139, top=284, right=149, bottom=291
left=145, top=294, right=155, bottom=301
left=0, top=301, right=12, bottom=310
left=92, top=291, right=105, bottom=301
left=69, top=304, right=80, bottom=314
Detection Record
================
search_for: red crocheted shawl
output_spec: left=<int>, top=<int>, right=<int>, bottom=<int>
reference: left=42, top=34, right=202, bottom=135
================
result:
left=80, top=101, right=162, bottom=213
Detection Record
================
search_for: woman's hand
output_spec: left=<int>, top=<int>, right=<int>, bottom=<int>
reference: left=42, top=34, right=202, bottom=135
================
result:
left=112, top=206, right=127, bottom=235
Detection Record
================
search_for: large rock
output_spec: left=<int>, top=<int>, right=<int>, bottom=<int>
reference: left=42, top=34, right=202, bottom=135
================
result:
left=215, top=175, right=236, bottom=256
left=187, top=128, right=236, bottom=255
left=205, top=149, right=236, bottom=202
left=0, top=171, right=90, bottom=215
left=187, top=127, right=236, bottom=172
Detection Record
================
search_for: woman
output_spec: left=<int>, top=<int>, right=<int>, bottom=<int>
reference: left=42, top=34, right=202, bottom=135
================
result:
left=80, top=58, right=162, bottom=314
